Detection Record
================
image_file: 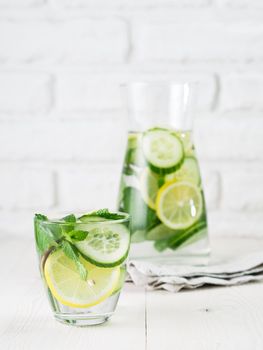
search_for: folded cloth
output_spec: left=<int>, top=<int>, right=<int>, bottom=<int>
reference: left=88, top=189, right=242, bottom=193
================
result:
left=127, top=252, right=263, bottom=292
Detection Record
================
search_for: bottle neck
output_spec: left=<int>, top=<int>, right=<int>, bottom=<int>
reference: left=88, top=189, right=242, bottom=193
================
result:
left=126, top=82, right=195, bottom=132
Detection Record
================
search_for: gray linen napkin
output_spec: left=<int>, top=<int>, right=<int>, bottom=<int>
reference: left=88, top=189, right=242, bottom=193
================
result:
left=127, top=252, right=263, bottom=292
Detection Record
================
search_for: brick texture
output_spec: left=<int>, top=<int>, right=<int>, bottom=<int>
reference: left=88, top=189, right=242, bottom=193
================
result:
left=0, top=167, right=54, bottom=210
left=51, top=0, right=211, bottom=8
left=56, top=76, right=123, bottom=112
left=57, top=165, right=121, bottom=211
left=0, top=73, right=52, bottom=114
left=133, top=22, right=263, bottom=62
left=220, top=73, right=263, bottom=111
left=0, top=1, right=263, bottom=238
left=0, top=20, right=128, bottom=64
left=0, top=120, right=126, bottom=161
left=0, top=0, right=43, bottom=7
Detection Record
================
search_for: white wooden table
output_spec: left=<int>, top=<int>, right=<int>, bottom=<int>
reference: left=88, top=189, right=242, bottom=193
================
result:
left=1, top=236, right=263, bottom=350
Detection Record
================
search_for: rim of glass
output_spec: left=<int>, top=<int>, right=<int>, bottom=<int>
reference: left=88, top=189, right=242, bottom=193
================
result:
left=34, top=211, right=130, bottom=226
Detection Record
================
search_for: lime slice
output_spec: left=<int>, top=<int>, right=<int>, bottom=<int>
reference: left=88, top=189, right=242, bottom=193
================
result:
left=165, top=157, right=200, bottom=185
left=44, top=250, right=120, bottom=308
left=140, top=168, right=159, bottom=210
left=156, top=181, right=203, bottom=229
left=142, top=128, right=184, bottom=175
left=75, top=223, right=130, bottom=267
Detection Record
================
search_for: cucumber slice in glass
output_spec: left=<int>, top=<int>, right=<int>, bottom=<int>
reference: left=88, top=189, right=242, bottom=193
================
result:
left=75, top=223, right=130, bottom=267
left=146, top=224, right=178, bottom=241
left=165, top=157, right=201, bottom=185
left=142, top=128, right=184, bottom=175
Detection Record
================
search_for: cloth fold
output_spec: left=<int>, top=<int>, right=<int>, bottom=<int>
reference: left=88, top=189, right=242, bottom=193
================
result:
left=127, top=252, right=263, bottom=292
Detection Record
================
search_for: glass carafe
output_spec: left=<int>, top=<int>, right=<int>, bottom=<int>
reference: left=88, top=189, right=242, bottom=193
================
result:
left=118, top=82, right=210, bottom=264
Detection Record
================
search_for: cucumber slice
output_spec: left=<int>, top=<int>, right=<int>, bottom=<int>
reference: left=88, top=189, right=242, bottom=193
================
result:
left=154, top=220, right=207, bottom=252
left=146, top=224, right=178, bottom=241
left=122, top=187, right=159, bottom=233
left=79, top=216, right=108, bottom=223
left=165, top=157, right=201, bottom=185
left=75, top=223, right=130, bottom=267
left=142, top=128, right=184, bottom=175
left=131, top=229, right=147, bottom=243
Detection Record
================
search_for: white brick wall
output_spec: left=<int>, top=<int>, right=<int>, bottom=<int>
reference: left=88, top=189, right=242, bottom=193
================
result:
left=215, top=0, right=263, bottom=8
left=0, top=0, right=43, bottom=7
left=0, top=73, right=52, bottom=114
left=220, top=73, right=263, bottom=111
left=57, top=164, right=122, bottom=211
left=133, top=21, right=263, bottom=62
left=0, top=0, right=263, bottom=238
left=0, top=166, right=54, bottom=210
left=56, top=76, right=123, bottom=112
left=51, top=0, right=211, bottom=8
left=0, top=20, right=128, bottom=64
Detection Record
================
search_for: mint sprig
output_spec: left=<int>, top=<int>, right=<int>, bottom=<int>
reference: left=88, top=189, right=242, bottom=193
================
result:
left=79, top=208, right=126, bottom=221
left=62, top=214, right=77, bottom=223
left=34, top=213, right=88, bottom=280
left=60, top=240, right=88, bottom=280
left=34, top=214, right=57, bottom=254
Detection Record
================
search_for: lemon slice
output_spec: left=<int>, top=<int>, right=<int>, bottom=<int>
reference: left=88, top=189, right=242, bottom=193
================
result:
left=140, top=168, right=159, bottom=209
left=156, top=181, right=203, bottom=230
left=44, top=250, right=120, bottom=308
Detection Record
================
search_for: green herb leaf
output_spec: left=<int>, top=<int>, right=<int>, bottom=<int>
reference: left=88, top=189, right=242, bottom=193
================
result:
left=60, top=240, right=88, bottom=280
left=75, top=260, right=88, bottom=281
left=62, top=214, right=77, bottom=223
left=61, top=214, right=76, bottom=234
left=68, top=230, right=88, bottom=242
left=48, top=224, right=63, bottom=240
left=80, top=208, right=125, bottom=221
left=34, top=214, right=57, bottom=254
left=35, top=213, right=48, bottom=221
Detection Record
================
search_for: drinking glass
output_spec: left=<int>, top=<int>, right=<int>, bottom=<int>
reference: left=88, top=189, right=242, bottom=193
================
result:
left=34, top=212, right=130, bottom=326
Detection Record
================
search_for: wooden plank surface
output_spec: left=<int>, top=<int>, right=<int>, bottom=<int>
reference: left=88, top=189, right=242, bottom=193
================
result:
left=146, top=237, right=263, bottom=350
left=0, top=237, right=146, bottom=350
left=1, top=236, right=263, bottom=350
left=146, top=282, right=263, bottom=350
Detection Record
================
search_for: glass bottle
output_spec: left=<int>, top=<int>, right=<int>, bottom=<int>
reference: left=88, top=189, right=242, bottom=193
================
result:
left=118, top=82, right=210, bottom=264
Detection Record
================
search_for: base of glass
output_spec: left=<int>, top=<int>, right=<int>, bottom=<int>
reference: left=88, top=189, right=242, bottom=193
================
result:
left=54, top=312, right=113, bottom=327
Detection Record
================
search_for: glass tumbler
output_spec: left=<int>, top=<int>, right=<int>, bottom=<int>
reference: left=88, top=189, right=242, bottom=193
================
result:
left=34, top=212, right=130, bottom=326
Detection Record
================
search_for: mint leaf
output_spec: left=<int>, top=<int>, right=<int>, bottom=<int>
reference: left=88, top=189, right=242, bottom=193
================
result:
left=62, top=214, right=76, bottom=223
left=35, top=213, right=48, bottom=221
left=75, top=260, right=88, bottom=281
left=61, top=214, right=76, bottom=234
left=34, top=215, right=57, bottom=254
left=80, top=209, right=125, bottom=221
left=35, top=213, right=63, bottom=240
left=48, top=224, right=63, bottom=240
left=68, top=230, right=88, bottom=242
left=95, top=208, right=125, bottom=219
left=60, top=240, right=87, bottom=280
